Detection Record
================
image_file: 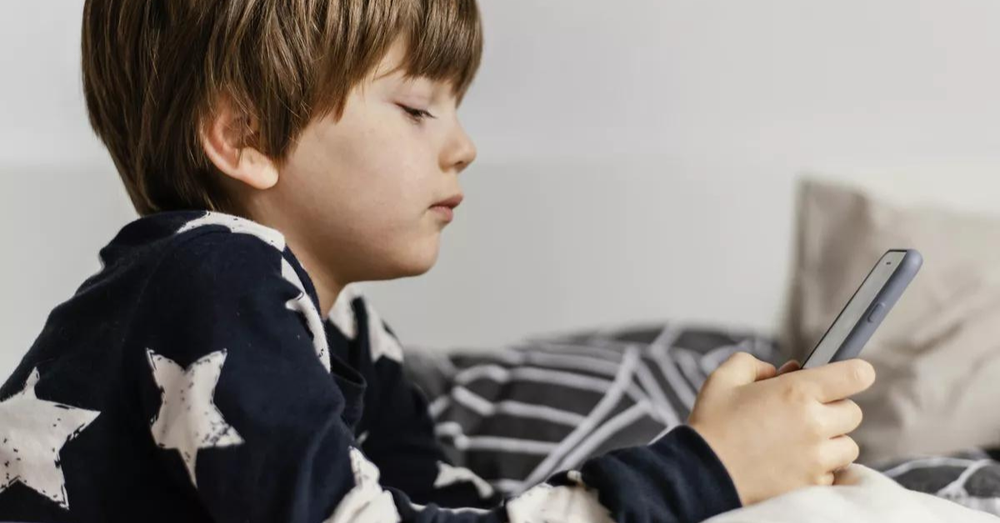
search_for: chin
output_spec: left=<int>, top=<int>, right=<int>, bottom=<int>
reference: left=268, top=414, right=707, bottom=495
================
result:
left=374, top=242, right=440, bottom=280
left=400, top=248, right=439, bottom=277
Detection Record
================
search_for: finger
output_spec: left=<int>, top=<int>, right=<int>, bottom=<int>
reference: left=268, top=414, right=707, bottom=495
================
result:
left=777, top=360, right=801, bottom=376
left=711, top=352, right=777, bottom=386
left=791, top=359, right=876, bottom=403
left=755, top=359, right=778, bottom=382
left=821, top=399, right=864, bottom=436
left=815, top=472, right=835, bottom=487
left=821, top=435, right=860, bottom=472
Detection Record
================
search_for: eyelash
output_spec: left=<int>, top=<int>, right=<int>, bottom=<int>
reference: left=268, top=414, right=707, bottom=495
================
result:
left=398, top=104, right=436, bottom=123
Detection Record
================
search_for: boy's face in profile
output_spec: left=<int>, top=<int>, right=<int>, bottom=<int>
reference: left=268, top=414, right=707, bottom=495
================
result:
left=248, top=39, right=477, bottom=306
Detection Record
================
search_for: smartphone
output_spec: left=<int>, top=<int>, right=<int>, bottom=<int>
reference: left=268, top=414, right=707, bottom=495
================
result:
left=801, top=249, right=923, bottom=369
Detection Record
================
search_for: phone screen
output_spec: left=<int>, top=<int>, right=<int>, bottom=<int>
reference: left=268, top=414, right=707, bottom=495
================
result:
left=802, top=251, right=906, bottom=369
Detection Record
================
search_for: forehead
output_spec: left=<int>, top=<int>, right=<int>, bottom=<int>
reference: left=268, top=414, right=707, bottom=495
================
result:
left=369, top=39, right=458, bottom=96
left=369, top=38, right=470, bottom=92
left=372, top=39, right=409, bottom=80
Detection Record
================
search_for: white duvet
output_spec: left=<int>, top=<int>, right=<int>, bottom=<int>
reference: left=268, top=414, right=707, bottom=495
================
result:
left=705, top=465, right=1000, bottom=523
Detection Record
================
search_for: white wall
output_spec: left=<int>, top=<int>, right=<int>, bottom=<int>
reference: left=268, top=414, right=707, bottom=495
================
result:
left=4, top=1, right=1000, bottom=377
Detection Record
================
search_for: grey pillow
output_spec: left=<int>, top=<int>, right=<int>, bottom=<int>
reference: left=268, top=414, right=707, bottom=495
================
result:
left=782, top=177, right=1000, bottom=463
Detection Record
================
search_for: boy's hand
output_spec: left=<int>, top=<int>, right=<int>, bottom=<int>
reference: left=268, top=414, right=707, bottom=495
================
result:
left=687, top=352, right=875, bottom=506
left=776, top=359, right=801, bottom=376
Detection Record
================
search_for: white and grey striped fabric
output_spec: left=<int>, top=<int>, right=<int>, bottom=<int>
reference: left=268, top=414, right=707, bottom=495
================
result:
left=406, top=323, right=783, bottom=496
left=876, top=449, right=1000, bottom=517
left=404, top=323, right=1000, bottom=517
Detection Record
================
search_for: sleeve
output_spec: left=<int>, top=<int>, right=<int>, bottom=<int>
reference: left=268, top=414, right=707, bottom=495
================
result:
left=328, top=294, right=502, bottom=509
left=125, top=230, right=743, bottom=523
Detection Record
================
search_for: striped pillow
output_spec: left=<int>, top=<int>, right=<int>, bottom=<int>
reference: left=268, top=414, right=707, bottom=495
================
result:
left=414, top=323, right=782, bottom=496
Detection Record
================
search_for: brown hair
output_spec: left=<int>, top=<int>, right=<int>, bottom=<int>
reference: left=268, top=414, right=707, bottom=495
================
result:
left=82, top=0, right=483, bottom=216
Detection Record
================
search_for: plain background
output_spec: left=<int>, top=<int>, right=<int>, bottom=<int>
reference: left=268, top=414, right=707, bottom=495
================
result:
left=3, top=1, right=1000, bottom=378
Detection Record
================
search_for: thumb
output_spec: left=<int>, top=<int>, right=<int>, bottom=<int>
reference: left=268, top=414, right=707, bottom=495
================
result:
left=713, top=352, right=777, bottom=387
left=777, top=360, right=801, bottom=376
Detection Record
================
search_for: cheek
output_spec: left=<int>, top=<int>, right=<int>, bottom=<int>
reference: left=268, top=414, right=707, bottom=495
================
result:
left=337, top=117, right=437, bottom=215
left=297, top=118, right=437, bottom=241
left=336, top=139, right=428, bottom=224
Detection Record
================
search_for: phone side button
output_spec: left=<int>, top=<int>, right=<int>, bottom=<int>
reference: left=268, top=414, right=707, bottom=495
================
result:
left=867, top=303, right=887, bottom=324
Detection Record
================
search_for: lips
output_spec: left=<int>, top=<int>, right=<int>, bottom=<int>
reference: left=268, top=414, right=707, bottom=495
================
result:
left=430, top=194, right=462, bottom=224
left=432, top=194, right=464, bottom=210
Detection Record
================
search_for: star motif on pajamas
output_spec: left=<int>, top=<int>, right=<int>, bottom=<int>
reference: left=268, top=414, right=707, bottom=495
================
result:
left=0, top=367, right=100, bottom=509
left=434, top=461, right=496, bottom=499
left=364, top=305, right=404, bottom=363
left=177, top=212, right=286, bottom=251
left=327, top=287, right=403, bottom=364
left=145, top=349, right=244, bottom=487
left=282, top=259, right=331, bottom=372
left=325, top=448, right=401, bottom=523
left=328, top=284, right=364, bottom=340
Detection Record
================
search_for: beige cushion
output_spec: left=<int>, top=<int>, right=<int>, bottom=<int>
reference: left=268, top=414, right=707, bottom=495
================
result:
left=782, top=177, right=1000, bottom=464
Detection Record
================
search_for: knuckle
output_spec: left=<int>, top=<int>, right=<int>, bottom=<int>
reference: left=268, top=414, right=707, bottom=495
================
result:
left=730, top=351, right=756, bottom=366
left=713, top=352, right=756, bottom=382
left=847, top=437, right=861, bottom=462
left=848, top=400, right=864, bottom=428
left=783, top=380, right=812, bottom=404
left=805, top=412, right=827, bottom=439
left=703, top=370, right=724, bottom=390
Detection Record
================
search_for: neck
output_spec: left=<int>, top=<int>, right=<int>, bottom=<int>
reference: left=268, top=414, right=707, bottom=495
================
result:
left=240, top=198, right=343, bottom=316
left=288, top=243, right=343, bottom=316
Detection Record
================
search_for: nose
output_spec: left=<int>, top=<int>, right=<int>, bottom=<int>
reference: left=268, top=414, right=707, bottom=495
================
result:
left=443, top=119, right=477, bottom=175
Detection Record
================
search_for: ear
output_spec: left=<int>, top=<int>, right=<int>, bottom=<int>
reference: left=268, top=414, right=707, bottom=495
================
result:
left=200, top=99, right=279, bottom=191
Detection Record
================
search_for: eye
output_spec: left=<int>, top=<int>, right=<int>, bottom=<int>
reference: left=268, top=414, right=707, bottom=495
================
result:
left=397, top=104, right=436, bottom=123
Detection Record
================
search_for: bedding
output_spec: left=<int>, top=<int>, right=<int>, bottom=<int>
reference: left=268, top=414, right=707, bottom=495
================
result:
left=874, top=450, right=1000, bottom=517
left=406, top=322, right=781, bottom=495
left=704, top=463, right=997, bottom=523
left=403, top=322, right=1000, bottom=518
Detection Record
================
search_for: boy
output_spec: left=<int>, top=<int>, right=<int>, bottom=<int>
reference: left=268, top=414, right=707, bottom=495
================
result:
left=0, top=0, right=875, bottom=521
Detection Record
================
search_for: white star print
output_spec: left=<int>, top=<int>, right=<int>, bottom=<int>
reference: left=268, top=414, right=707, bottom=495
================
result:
left=0, top=367, right=100, bottom=510
left=177, top=212, right=332, bottom=372
left=327, top=286, right=403, bottom=364
left=177, top=212, right=286, bottom=251
left=364, top=304, right=404, bottom=364
left=506, top=476, right=615, bottom=523
left=145, top=349, right=244, bottom=487
left=434, top=461, right=496, bottom=499
left=282, top=259, right=331, bottom=372
left=325, top=447, right=401, bottom=523
left=328, top=284, right=364, bottom=340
